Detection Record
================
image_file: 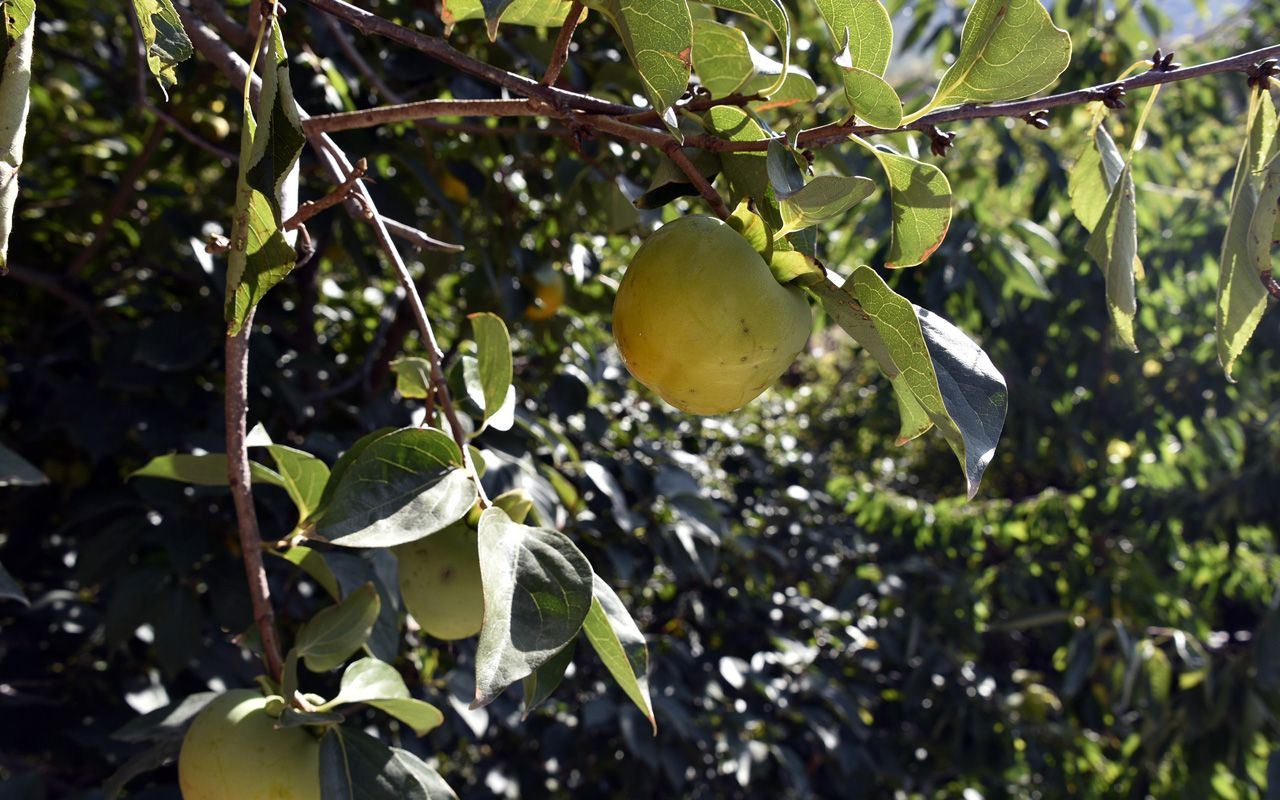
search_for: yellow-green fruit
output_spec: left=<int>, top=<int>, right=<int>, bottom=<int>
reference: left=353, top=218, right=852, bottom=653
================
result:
left=178, top=689, right=321, bottom=800
left=395, top=522, right=484, bottom=640
left=612, top=216, right=811, bottom=414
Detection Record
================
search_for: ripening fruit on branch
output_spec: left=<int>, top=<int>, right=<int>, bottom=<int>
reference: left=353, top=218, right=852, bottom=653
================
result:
left=611, top=216, right=811, bottom=414
left=395, top=521, right=484, bottom=640
left=178, top=689, right=321, bottom=800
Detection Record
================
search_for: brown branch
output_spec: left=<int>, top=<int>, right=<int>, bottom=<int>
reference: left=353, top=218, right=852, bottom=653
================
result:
left=542, top=1, right=584, bottom=86
left=309, top=137, right=489, bottom=506
left=190, top=0, right=256, bottom=50
left=666, top=144, right=730, bottom=220
left=180, top=5, right=460, bottom=252
left=302, top=98, right=539, bottom=134
left=225, top=309, right=285, bottom=683
left=718, top=41, right=1280, bottom=152
left=296, top=0, right=634, bottom=115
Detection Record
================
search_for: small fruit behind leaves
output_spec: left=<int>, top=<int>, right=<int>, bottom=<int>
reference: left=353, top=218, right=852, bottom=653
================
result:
left=612, top=216, right=811, bottom=414
left=395, top=521, right=484, bottom=641
left=178, top=689, right=321, bottom=800
left=524, top=265, right=566, bottom=321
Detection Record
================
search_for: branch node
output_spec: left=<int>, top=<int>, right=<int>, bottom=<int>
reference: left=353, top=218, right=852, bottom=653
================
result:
left=1101, top=84, right=1127, bottom=109
left=1262, top=269, right=1280, bottom=301
left=1022, top=109, right=1051, bottom=129
left=1249, top=58, right=1279, bottom=88
left=927, top=125, right=956, bottom=157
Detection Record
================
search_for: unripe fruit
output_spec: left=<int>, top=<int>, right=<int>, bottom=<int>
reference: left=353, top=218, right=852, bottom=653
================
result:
left=612, top=216, right=811, bottom=414
left=178, top=689, right=321, bottom=800
left=395, top=521, right=484, bottom=640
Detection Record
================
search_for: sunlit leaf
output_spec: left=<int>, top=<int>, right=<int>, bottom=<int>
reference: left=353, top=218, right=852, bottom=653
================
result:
left=854, top=138, right=952, bottom=267
left=131, top=0, right=192, bottom=98
left=1085, top=161, right=1140, bottom=352
left=468, top=312, right=513, bottom=430
left=313, top=428, right=476, bottom=548
left=1217, top=87, right=1279, bottom=378
left=130, top=453, right=286, bottom=489
left=0, top=0, right=33, bottom=274
left=907, top=0, right=1070, bottom=122
left=441, top=0, right=573, bottom=37
left=390, top=357, right=433, bottom=400
left=697, top=0, right=790, bottom=96
left=583, top=574, right=655, bottom=731
left=777, top=175, right=876, bottom=235
left=590, top=0, right=693, bottom=133
left=226, top=23, right=305, bottom=335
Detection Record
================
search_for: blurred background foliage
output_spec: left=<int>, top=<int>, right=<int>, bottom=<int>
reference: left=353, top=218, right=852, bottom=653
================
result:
left=2, top=0, right=1279, bottom=797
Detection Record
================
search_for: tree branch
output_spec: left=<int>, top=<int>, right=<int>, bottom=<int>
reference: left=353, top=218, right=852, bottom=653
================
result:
left=666, top=144, right=730, bottom=220
left=542, top=1, right=584, bottom=86
left=302, top=98, right=539, bottom=134
left=225, top=309, right=285, bottom=683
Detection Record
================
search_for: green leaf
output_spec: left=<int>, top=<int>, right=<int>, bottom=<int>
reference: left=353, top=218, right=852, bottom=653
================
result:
left=0, top=1, right=33, bottom=274
left=813, top=0, right=891, bottom=74
left=321, top=657, right=409, bottom=707
left=835, top=63, right=902, bottom=129
left=315, top=428, right=397, bottom=516
left=468, top=312, right=514, bottom=430
left=390, top=357, right=433, bottom=400
left=265, top=445, right=330, bottom=525
left=1068, top=123, right=1125, bottom=233
left=590, top=0, right=693, bottom=133
left=855, top=139, right=952, bottom=267
left=906, top=0, right=1070, bottom=122
left=692, top=20, right=778, bottom=98
left=704, top=106, right=775, bottom=222
left=226, top=23, right=306, bottom=335
left=1084, top=161, right=1141, bottom=352
left=295, top=583, right=381, bottom=673
left=441, top=0, right=573, bottom=36
left=131, top=0, right=192, bottom=98
left=749, top=68, right=819, bottom=113
left=319, top=727, right=458, bottom=800
left=813, top=266, right=1006, bottom=496
left=0, top=558, right=27, bottom=605
left=583, top=575, right=655, bottom=731
left=473, top=506, right=594, bottom=708
left=522, top=640, right=575, bottom=716
left=0, top=442, right=45, bottom=486
left=130, top=453, right=286, bottom=489
left=313, top=428, right=476, bottom=548
left=1217, top=87, right=1279, bottom=379
left=367, top=699, right=446, bottom=737
left=695, top=0, right=791, bottom=96
left=777, top=175, right=876, bottom=235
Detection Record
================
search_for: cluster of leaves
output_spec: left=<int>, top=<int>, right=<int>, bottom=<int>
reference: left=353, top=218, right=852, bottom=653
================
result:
left=0, top=0, right=1279, bottom=798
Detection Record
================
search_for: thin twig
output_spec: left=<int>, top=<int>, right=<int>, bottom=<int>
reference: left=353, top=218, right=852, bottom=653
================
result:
left=225, top=309, right=285, bottom=683
left=302, top=98, right=538, bottom=134
left=180, top=5, right=461, bottom=253
left=309, top=137, right=490, bottom=506
left=282, top=157, right=368, bottom=230
left=542, top=1, right=584, bottom=86
left=297, top=0, right=634, bottom=115
left=666, top=144, right=730, bottom=220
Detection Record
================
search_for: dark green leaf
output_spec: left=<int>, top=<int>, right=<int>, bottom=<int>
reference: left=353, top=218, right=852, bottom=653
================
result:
left=319, top=727, right=457, bottom=800
left=314, top=428, right=476, bottom=548
left=132, top=0, right=192, bottom=98
left=522, top=639, right=575, bottom=716
left=296, top=583, right=381, bottom=673
left=474, top=506, right=594, bottom=708
left=390, top=358, right=433, bottom=400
